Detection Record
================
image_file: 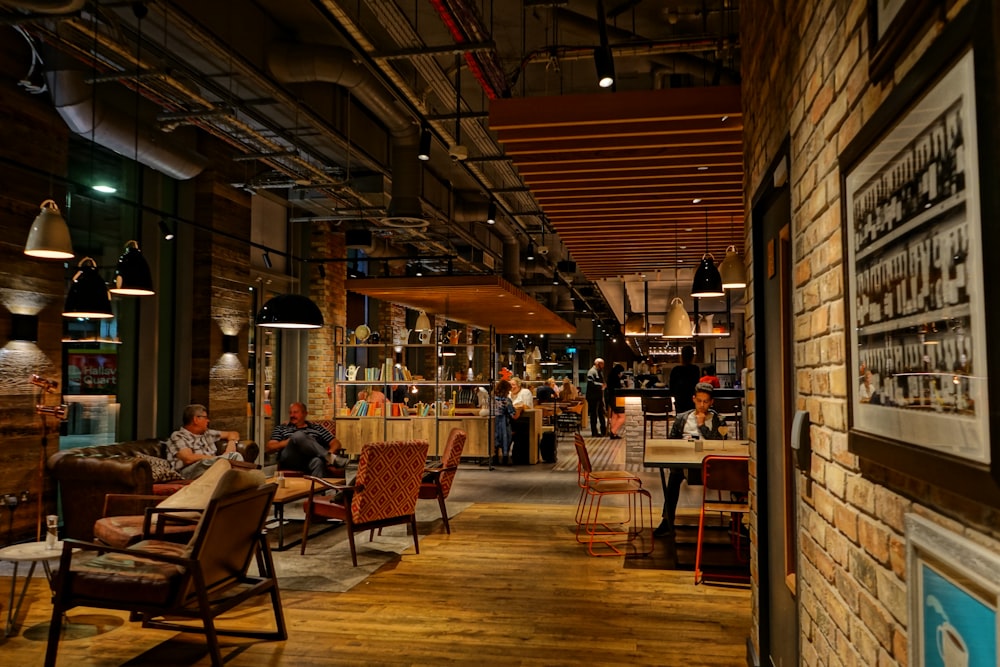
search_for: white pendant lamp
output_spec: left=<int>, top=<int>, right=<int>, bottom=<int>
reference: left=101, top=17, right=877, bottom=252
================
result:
left=414, top=310, right=431, bottom=331
left=662, top=297, right=692, bottom=338
left=25, top=199, right=74, bottom=259
left=720, top=245, right=747, bottom=289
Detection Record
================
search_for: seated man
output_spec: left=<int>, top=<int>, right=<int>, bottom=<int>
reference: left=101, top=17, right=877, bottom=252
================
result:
left=267, top=402, right=341, bottom=477
left=166, top=404, right=243, bottom=480
left=655, top=382, right=724, bottom=537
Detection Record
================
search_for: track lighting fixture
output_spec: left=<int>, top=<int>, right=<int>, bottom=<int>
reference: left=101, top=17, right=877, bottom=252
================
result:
left=262, top=251, right=273, bottom=269
left=525, top=240, right=535, bottom=261
left=159, top=220, right=175, bottom=241
left=486, top=201, right=497, bottom=225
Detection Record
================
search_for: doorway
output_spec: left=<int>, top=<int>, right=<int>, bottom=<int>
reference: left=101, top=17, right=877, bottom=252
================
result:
left=752, top=147, right=799, bottom=667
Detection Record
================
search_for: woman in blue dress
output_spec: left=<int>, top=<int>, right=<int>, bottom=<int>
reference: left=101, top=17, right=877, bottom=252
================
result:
left=492, top=379, right=521, bottom=465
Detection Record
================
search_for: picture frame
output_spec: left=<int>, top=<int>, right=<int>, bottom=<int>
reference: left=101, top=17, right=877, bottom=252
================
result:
left=867, top=0, right=940, bottom=81
left=905, top=514, right=1000, bottom=666
left=842, top=1, right=1000, bottom=505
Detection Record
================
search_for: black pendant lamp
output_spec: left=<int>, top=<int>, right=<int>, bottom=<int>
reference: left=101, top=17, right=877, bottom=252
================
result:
left=691, top=208, right=724, bottom=297
left=64, top=257, right=114, bottom=319
left=110, top=240, right=155, bottom=295
left=255, top=294, right=324, bottom=329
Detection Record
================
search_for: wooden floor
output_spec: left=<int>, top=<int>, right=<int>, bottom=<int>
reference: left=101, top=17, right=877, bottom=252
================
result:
left=2, top=499, right=750, bottom=666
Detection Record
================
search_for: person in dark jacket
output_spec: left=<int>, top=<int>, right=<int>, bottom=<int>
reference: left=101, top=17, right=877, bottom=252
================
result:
left=586, top=358, right=607, bottom=437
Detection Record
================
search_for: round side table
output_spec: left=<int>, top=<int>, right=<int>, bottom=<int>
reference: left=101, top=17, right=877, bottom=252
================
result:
left=0, top=540, right=65, bottom=636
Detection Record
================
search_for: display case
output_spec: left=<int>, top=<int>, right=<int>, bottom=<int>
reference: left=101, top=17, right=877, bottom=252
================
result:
left=331, top=325, right=495, bottom=458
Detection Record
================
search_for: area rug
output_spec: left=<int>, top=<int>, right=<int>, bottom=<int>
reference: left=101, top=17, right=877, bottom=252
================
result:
left=269, top=501, right=471, bottom=593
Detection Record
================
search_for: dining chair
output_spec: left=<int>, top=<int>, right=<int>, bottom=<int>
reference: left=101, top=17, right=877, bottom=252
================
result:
left=640, top=395, right=672, bottom=445
left=300, top=440, right=428, bottom=565
left=711, top=397, right=743, bottom=438
left=418, top=428, right=466, bottom=534
left=694, top=455, right=751, bottom=585
left=45, top=469, right=284, bottom=667
left=573, top=434, right=652, bottom=557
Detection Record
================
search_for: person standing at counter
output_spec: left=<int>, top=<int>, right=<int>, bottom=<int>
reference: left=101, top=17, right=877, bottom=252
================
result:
left=655, top=382, right=724, bottom=537
left=668, top=345, right=701, bottom=413
left=586, top=358, right=607, bottom=437
left=491, top=379, right=522, bottom=466
left=606, top=363, right=626, bottom=439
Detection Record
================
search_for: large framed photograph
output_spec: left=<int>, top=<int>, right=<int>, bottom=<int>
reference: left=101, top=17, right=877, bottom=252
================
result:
left=842, top=1, right=1000, bottom=505
left=868, top=0, right=940, bottom=81
left=906, top=514, right=1000, bottom=666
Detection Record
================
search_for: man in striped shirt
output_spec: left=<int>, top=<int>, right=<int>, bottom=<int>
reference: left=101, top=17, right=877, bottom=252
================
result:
left=267, top=402, right=338, bottom=477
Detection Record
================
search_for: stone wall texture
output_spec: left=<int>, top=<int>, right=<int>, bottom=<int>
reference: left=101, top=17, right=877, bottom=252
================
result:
left=742, top=0, right=1000, bottom=665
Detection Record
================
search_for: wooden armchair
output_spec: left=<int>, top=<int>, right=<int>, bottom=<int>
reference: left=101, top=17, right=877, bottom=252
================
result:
left=419, top=428, right=467, bottom=534
left=300, top=440, right=429, bottom=565
left=45, top=469, right=284, bottom=667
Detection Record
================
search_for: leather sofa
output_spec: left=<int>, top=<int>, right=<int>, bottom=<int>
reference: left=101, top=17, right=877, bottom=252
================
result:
left=48, top=438, right=259, bottom=541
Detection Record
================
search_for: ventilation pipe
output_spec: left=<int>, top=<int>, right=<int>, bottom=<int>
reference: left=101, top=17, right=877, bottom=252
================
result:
left=267, top=43, right=423, bottom=222
left=4, top=0, right=85, bottom=12
left=46, top=70, right=208, bottom=180
left=452, top=199, right=520, bottom=285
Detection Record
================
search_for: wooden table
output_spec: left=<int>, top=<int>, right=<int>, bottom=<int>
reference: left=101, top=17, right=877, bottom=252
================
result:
left=644, top=439, right=750, bottom=505
left=266, top=476, right=345, bottom=551
left=0, top=540, right=66, bottom=636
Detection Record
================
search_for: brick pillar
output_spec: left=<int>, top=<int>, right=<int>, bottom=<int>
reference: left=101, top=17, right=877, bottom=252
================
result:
left=307, top=225, right=345, bottom=418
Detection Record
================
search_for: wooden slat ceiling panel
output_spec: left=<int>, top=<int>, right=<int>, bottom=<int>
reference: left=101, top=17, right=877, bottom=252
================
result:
left=346, top=275, right=576, bottom=335
left=490, top=87, right=745, bottom=280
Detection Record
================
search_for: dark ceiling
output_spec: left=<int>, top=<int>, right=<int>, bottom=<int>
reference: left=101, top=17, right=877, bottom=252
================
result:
left=4, top=0, right=742, bottom=329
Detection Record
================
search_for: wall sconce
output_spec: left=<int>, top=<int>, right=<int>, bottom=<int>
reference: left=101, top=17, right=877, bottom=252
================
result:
left=11, top=314, right=39, bottom=342
left=222, top=334, right=239, bottom=354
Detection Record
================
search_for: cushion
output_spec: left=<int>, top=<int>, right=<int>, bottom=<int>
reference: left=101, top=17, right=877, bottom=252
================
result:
left=93, top=514, right=198, bottom=549
left=210, top=468, right=266, bottom=500
left=70, top=539, right=189, bottom=606
left=155, top=458, right=232, bottom=510
left=135, top=453, right=182, bottom=482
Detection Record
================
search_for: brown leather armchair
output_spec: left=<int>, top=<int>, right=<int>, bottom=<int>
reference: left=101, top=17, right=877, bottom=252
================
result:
left=48, top=438, right=258, bottom=541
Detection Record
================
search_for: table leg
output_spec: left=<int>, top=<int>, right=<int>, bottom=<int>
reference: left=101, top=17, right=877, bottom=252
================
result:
left=275, top=503, right=286, bottom=549
left=5, top=560, right=37, bottom=637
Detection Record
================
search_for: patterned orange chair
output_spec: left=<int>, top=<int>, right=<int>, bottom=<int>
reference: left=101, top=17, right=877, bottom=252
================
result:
left=418, top=428, right=466, bottom=534
left=300, top=440, right=428, bottom=565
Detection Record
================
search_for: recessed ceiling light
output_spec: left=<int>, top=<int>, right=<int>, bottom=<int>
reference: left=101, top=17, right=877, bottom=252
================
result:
left=92, top=184, right=117, bottom=193
left=721, top=115, right=729, bottom=122
left=685, top=228, right=693, bottom=232
left=697, top=166, right=709, bottom=171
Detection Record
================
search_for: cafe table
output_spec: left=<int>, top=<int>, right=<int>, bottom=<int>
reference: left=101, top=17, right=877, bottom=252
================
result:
left=643, top=439, right=751, bottom=506
left=0, top=540, right=66, bottom=636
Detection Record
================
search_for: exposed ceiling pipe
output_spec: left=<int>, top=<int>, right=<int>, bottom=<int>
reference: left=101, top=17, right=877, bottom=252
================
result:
left=3, top=0, right=85, bottom=12
left=45, top=69, right=208, bottom=180
left=452, top=198, right=521, bottom=285
left=267, top=43, right=423, bottom=221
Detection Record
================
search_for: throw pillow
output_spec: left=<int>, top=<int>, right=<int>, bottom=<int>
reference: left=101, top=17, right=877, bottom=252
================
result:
left=156, top=458, right=232, bottom=510
left=135, top=453, right=182, bottom=482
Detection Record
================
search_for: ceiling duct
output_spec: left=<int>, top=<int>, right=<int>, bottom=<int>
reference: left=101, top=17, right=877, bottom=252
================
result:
left=4, top=0, right=85, bottom=12
left=46, top=69, right=208, bottom=180
left=266, top=43, right=424, bottom=227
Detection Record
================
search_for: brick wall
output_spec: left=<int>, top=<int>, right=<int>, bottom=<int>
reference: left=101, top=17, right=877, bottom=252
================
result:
left=742, top=0, right=1000, bottom=665
left=307, top=226, right=345, bottom=418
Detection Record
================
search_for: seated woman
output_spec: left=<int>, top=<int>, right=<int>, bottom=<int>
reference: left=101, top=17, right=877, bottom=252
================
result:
left=561, top=378, right=580, bottom=401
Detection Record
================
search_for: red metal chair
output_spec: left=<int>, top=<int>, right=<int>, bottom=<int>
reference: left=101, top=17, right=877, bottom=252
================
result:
left=300, top=440, right=428, bottom=565
left=573, top=435, right=653, bottom=557
left=418, top=428, right=466, bottom=534
left=694, top=455, right=751, bottom=584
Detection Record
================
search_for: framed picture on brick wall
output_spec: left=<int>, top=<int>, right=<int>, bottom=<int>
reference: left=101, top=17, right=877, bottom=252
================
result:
left=842, top=0, right=1000, bottom=505
left=906, top=513, right=1000, bottom=666
left=868, top=0, right=941, bottom=81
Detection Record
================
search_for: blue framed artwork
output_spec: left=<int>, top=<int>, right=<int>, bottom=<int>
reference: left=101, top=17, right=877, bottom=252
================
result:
left=907, top=514, right=1000, bottom=666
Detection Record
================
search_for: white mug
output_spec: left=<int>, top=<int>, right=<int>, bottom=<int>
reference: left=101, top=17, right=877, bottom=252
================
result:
left=937, top=621, right=968, bottom=667
left=418, top=330, right=431, bottom=344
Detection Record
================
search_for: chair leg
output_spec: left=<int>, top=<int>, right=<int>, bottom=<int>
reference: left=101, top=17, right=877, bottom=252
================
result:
left=44, top=597, right=65, bottom=667
left=694, top=502, right=707, bottom=584
left=410, top=514, right=420, bottom=554
left=299, top=508, right=314, bottom=555
left=347, top=529, right=359, bottom=567
left=437, top=494, right=451, bottom=534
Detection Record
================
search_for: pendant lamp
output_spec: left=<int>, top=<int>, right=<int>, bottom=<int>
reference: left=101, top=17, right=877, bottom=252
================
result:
left=414, top=310, right=431, bottom=331
left=720, top=245, right=747, bottom=289
left=64, top=257, right=113, bottom=318
left=662, top=297, right=692, bottom=338
left=255, top=293, right=324, bottom=329
left=25, top=199, right=74, bottom=259
left=110, top=240, right=155, bottom=295
left=514, top=338, right=526, bottom=354
left=691, top=208, right=723, bottom=297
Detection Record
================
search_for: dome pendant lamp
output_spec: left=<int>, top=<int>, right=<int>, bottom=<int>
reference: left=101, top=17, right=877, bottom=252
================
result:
left=64, top=257, right=114, bottom=318
left=110, top=240, right=155, bottom=295
left=255, top=294, right=324, bottom=329
left=25, top=199, right=74, bottom=259
left=662, top=297, right=692, bottom=338
left=720, top=245, right=747, bottom=289
left=691, top=208, right=724, bottom=297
